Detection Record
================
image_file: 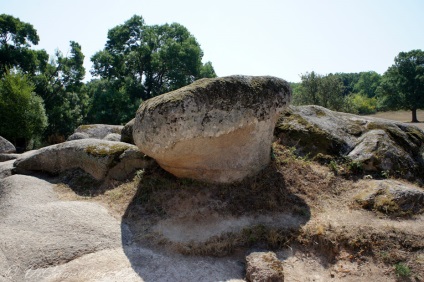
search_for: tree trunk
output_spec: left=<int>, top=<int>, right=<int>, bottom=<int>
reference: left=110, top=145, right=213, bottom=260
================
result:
left=412, top=108, right=419, bottom=123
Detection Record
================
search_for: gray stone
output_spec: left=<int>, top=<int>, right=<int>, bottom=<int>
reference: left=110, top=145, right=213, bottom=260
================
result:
left=0, top=154, right=19, bottom=162
left=103, top=133, right=122, bottom=142
left=67, top=124, right=124, bottom=141
left=0, top=175, right=122, bottom=281
left=134, top=75, right=291, bottom=183
left=13, top=139, right=151, bottom=181
left=0, top=160, right=14, bottom=179
left=121, top=118, right=135, bottom=144
left=0, top=136, right=15, bottom=154
left=355, top=180, right=424, bottom=216
left=275, top=105, right=424, bottom=178
left=246, top=252, right=284, bottom=282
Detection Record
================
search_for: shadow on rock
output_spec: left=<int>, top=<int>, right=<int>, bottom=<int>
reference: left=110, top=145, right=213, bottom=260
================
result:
left=120, top=161, right=311, bottom=280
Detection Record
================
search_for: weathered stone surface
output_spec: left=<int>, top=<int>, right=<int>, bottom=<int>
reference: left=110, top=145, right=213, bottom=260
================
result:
left=0, top=154, right=19, bottom=162
left=13, top=139, right=151, bottom=181
left=0, top=175, right=122, bottom=281
left=67, top=124, right=124, bottom=141
left=121, top=118, right=135, bottom=144
left=0, top=160, right=14, bottom=179
left=246, top=252, right=284, bottom=282
left=0, top=136, right=15, bottom=154
left=275, top=105, right=424, bottom=178
left=134, top=75, right=291, bottom=183
left=104, top=133, right=122, bottom=141
left=355, top=180, right=424, bottom=216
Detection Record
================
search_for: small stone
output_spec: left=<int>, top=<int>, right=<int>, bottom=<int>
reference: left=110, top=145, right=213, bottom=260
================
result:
left=246, top=252, right=284, bottom=282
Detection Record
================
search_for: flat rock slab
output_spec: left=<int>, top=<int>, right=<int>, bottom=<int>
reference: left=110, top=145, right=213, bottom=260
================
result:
left=0, top=175, right=122, bottom=281
left=134, top=75, right=291, bottom=183
left=13, top=139, right=151, bottom=181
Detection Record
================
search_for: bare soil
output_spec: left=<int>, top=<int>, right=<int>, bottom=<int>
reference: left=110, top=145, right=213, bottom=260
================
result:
left=52, top=143, right=424, bottom=281
left=366, top=110, right=424, bottom=131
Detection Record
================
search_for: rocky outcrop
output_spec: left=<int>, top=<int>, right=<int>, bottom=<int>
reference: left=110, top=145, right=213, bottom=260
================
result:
left=13, top=139, right=151, bottom=181
left=121, top=118, right=135, bottom=144
left=246, top=252, right=284, bottom=282
left=67, top=124, right=124, bottom=141
left=275, top=105, right=424, bottom=178
left=0, top=136, right=15, bottom=154
left=0, top=160, right=13, bottom=179
left=355, top=180, right=424, bottom=216
left=133, top=75, right=291, bottom=183
left=0, top=175, right=123, bottom=281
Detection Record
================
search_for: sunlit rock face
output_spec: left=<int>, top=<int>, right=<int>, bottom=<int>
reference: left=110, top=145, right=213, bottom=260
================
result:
left=133, top=75, right=291, bottom=183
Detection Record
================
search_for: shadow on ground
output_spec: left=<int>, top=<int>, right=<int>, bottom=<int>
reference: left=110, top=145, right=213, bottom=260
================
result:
left=120, top=162, right=311, bottom=281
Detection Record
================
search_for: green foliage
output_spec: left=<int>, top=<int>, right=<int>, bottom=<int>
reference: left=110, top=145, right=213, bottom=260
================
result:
left=0, top=14, right=45, bottom=76
left=91, top=15, right=216, bottom=102
left=85, top=79, right=140, bottom=125
left=344, top=93, right=377, bottom=115
left=34, top=41, right=88, bottom=140
left=294, top=72, right=345, bottom=111
left=353, top=71, right=381, bottom=98
left=0, top=72, right=47, bottom=147
left=377, top=49, right=424, bottom=122
left=394, top=263, right=411, bottom=277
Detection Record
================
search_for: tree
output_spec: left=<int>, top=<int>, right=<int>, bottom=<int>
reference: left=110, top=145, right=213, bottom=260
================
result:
left=91, top=15, right=216, bottom=101
left=294, top=72, right=344, bottom=111
left=0, top=14, right=47, bottom=76
left=0, top=72, right=47, bottom=148
left=377, top=50, right=424, bottom=122
left=34, top=41, right=88, bottom=140
left=353, top=71, right=381, bottom=98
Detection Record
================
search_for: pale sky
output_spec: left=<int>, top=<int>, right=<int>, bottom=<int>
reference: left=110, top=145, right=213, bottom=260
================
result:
left=1, top=0, right=423, bottom=82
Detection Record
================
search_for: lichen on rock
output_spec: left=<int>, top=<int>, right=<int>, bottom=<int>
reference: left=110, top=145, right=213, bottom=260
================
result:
left=133, top=75, right=291, bottom=183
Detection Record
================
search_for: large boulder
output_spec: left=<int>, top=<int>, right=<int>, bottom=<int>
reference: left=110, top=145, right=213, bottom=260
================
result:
left=13, top=139, right=151, bottom=181
left=0, top=136, right=15, bottom=154
left=133, top=75, right=291, bottom=183
left=275, top=105, right=424, bottom=178
left=67, top=124, right=124, bottom=141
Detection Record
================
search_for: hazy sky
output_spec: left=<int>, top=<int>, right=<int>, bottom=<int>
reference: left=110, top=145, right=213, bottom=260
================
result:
left=2, top=0, right=423, bottom=82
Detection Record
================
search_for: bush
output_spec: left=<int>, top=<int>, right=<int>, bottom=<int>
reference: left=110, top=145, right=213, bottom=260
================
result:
left=344, top=93, right=377, bottom=115
left=0, top=72, right=48, bottom=148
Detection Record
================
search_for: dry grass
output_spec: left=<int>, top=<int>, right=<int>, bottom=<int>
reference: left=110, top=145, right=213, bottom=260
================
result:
left=366, top=110, right=424, bottom=130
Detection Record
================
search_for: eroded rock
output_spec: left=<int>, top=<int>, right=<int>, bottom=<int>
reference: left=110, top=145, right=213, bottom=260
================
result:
left=13, top=139, right=151, bottom=181
left=134, top=75, right=291, bottom=183
left=246, top=252, right=284, bottom=282
left=0, top=136, right=15, bottom=154
left=355, top=180, right=424, bottom=216
left=275, top=105, right=424, bottom=178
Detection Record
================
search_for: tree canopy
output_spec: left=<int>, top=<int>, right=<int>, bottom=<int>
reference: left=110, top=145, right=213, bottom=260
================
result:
left=378, top=49, right=424, bottom=122
left=91, top=15, right=216, bottom=101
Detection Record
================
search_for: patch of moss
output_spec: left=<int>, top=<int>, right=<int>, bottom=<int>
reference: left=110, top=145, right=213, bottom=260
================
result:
left=85, top=143, right=129, bottom=157
left=78, top=124, right=97, bottom=131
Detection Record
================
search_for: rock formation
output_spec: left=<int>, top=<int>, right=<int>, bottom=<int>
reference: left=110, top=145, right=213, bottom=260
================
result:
left=121, top=118, right=135, bottom=144
left=133, top=75, right=291, bottom=183
left=275, top=105, right=424, bottom=178
left=0, top=136, right=15, bottom=154
left=67, top=124, right=124, bottom=141
left=13, top=139, right=151, bottom=181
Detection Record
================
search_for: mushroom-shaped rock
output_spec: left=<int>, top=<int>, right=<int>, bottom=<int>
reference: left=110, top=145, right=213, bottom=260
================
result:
left=133, top=75, right=291, bottom=183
